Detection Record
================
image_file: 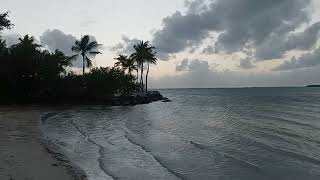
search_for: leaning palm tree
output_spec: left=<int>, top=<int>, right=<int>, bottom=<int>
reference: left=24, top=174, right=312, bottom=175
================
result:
left=70, top=35, right=102, bottom=75
left=145, top=52, right=157, bottom=92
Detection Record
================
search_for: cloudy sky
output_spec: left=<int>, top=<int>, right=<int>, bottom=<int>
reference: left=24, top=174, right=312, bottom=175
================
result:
left=2, top=0, right=320, bottom=88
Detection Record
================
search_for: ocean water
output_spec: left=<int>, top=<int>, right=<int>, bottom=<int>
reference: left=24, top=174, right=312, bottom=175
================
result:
left=41, top=88, right=320, bottom=180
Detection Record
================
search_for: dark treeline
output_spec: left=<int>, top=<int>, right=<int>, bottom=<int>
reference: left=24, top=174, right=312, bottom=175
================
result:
left=0, top=12, right=158, bottom=104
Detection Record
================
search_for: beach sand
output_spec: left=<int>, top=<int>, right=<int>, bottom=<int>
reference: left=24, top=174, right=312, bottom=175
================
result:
left=0, top=108, right=85, bottom=180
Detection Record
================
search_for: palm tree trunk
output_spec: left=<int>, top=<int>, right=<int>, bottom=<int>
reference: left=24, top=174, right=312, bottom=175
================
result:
left=136, top=68, right=139, bottom=83
left=82, top=55, right=85, bottom=75
left=145, top=63, right=149, bottom=92
left=140, top=63, right=144, bottom=91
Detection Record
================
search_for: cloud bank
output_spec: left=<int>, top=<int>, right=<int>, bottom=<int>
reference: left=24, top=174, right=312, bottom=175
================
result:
left=152, top=0, right=314, bottom=57
left=113, top=0, right=320, bottom=72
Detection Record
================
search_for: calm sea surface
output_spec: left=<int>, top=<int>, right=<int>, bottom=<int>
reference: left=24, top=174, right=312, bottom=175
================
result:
left=41, top=88, right=320, bottom=180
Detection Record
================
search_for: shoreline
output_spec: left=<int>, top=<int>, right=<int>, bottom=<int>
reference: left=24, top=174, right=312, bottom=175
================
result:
left=0, top=108, right=87, bottom=180
left=0, top=91, right=167, bottom=106
left=40, top=136, right=88, bottom=180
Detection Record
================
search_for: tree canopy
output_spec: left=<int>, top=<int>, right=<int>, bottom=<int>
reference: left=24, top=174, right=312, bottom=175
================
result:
left=0, top=11, right=158, bottom=104
left=0, top=11, right=13, bottom=31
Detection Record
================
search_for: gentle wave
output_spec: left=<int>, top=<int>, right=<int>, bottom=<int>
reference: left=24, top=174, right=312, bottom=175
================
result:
left=40, top=88, right=320, bottom=180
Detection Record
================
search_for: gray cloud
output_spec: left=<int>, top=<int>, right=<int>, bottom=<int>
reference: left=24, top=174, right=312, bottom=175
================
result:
left=239, top=58, right=256, bottom=69
left=176, top=59, right=189, bottom=72
left=255, top=22, right=320, bottom=60
left=110, top=35, right=172, bottom=60
left=40, top=29, right=77, bottom=55
left=201, top=45, right=215, bottom=54
left=273, top=48, right=320, bottom=71
left=185, top=0, right=208, bottom=14
left=152, top=0, right=313, bottom=59
left=176, top=58, right=210, bottom=72
left=40, top=29, right=99, bottom=68
left=4, top=34, right=22, bottom=47
left=110, top=35, right=141, bottom=55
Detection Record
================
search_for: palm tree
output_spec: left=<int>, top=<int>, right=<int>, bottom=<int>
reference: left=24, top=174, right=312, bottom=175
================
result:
left=114, top=55, right=129, bottom=71
left=70, top=35, right=102, bottom=75
left=145, top=52, right=157, bottom=92
left=115, top=54, right=137, bottom=77
left=15, top=35, right=41, bottom=50
left=131, top=41, right=155, bottom=91
left=125, top=56, right=137, bottom=76
left=130, top=53, right=140, bottom=83
left=0, top=38, right=6, bottom=55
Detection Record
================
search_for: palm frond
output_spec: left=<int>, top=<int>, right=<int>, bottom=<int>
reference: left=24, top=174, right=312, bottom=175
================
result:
left=85, top=41, right=101, bottom=51
left=67, top=54, right=79, bottom=61
left=85, top=56, right=92, bottom=68
left=80, top=35, right=90, bottom=50
left=71, top=45, right=80, bottom=52
left=89, top=51, right=102, bottom=55
left=114, top=62, right=121, bottom=67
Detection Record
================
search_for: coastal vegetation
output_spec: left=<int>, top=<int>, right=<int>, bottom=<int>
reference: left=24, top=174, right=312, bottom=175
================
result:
left=115, top=41, right=157, bottom=91
left=0, top=11, right=162, bottom=104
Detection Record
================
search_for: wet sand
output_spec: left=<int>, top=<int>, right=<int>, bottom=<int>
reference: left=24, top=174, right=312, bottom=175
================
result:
left=0, top=108, right=86, bottom=180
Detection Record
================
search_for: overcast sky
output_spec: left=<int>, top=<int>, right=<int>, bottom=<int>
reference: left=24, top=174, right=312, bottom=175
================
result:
left=2, top=0, right=320, bottom=88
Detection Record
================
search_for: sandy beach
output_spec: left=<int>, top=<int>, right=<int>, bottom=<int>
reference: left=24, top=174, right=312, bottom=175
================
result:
left=0, top=107, right=86, bottom=180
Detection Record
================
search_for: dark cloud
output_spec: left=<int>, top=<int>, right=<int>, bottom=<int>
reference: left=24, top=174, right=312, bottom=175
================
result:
left=255, top=22, right=320, bottom=60
left=152, top=0, right=313, bottom=59
left=40, top=29, right=99, bottom=68
left=40, top=29, right=77, bottom=55
left=152, top=11, right=210, bottom=55
left=273, top=48, right=320, bottom=71
left=176, top=59, right=210, bottom=72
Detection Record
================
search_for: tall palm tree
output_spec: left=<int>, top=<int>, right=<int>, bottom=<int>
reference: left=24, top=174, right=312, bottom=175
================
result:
left=131, top=41, right=155, bottom=91
left=70, top=35, right=102, bottom=75
left=145, top=52, right=157, bottom=92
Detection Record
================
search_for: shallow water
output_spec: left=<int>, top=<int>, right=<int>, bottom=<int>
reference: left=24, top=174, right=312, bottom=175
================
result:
left=41, top=88, right=320, bottom=180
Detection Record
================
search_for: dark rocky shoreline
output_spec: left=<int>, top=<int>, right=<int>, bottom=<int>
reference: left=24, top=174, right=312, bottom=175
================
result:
left=0, top=91, right=170, bottom=106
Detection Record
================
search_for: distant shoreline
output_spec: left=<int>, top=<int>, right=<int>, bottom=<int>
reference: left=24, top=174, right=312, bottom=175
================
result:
left=306, top=85, right=320, bottom=87
left=155, top=86, right=313, bottom=89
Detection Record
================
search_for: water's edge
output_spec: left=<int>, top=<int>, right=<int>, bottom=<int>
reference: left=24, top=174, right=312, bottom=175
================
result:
left=39, top=112, right=89, bottom=180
